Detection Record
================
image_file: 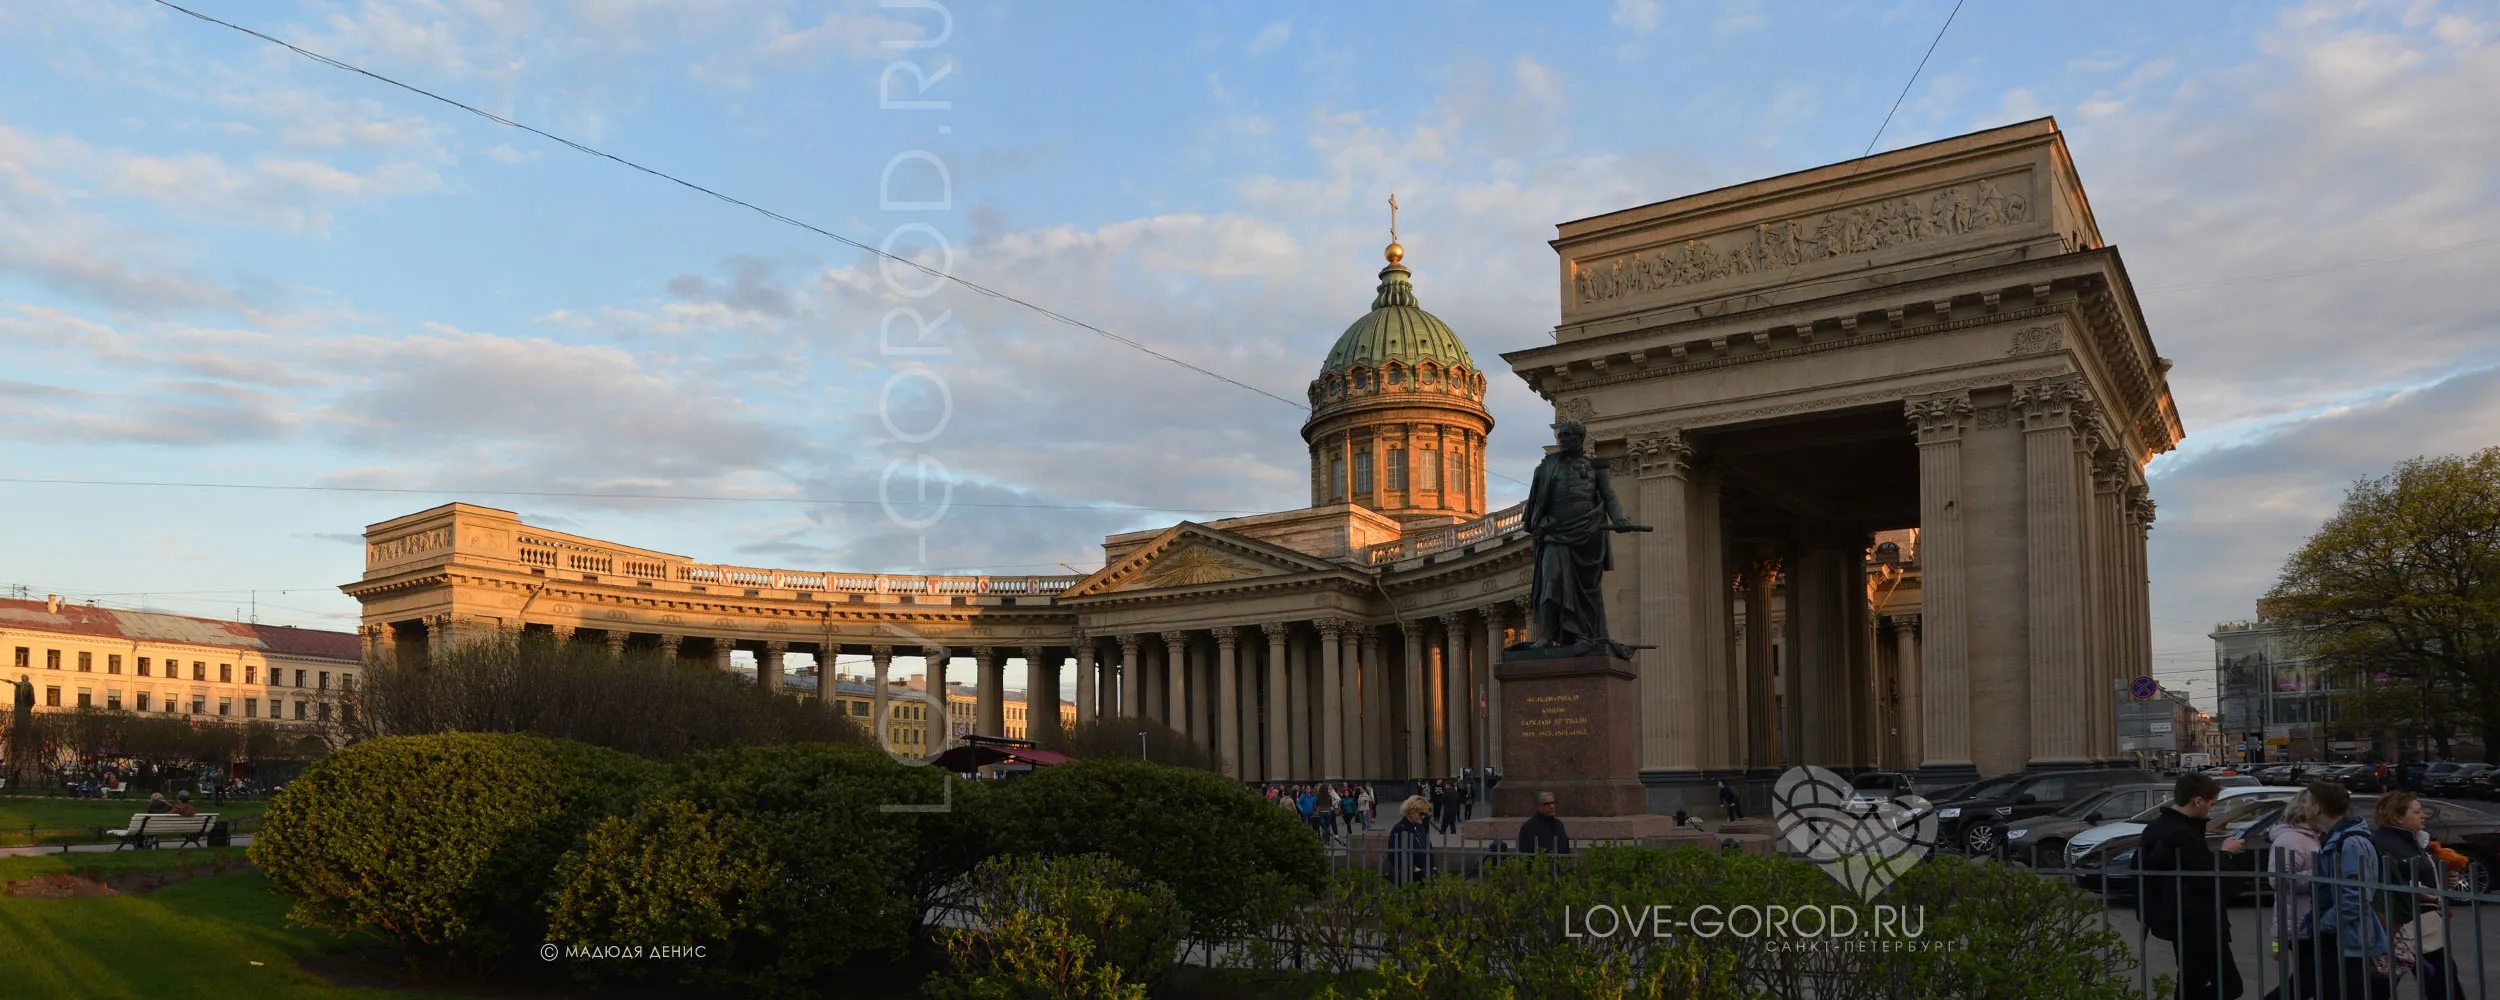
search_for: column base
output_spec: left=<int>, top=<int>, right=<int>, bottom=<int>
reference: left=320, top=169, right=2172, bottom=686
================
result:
left=1914, top=762, right=1981, bottom=790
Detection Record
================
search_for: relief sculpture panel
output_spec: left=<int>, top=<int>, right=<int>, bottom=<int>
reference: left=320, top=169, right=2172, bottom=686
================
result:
left=1572, top=173, right=2033, bottom=309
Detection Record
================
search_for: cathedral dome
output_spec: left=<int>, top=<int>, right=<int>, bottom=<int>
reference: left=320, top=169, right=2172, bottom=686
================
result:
left=1317, top=257, right=1477, bottom=379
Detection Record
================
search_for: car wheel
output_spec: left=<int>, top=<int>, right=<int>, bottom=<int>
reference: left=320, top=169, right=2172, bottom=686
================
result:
left=2464, top=853, right=2495, bottom=895
left=1964, top=823, right=2001, bottom=856
left=2038, top=840, right=2068, bottom=870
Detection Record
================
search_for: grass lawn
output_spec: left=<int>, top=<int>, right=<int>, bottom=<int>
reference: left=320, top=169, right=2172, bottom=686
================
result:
left=0, top=797, right=269, bottom=831
left=1, top=859, right=467, bottom=1000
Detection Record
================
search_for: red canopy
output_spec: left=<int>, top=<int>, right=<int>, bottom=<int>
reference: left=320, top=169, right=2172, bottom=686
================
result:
left=925, top=743, right=1074, bottom=772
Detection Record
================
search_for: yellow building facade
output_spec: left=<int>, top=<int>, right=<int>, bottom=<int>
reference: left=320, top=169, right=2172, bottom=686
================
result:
left=4, top=595, right=360, bottom=728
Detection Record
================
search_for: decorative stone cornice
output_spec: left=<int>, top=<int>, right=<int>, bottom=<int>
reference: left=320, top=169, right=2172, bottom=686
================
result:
left=1904, top=391, right=1973, bottom=445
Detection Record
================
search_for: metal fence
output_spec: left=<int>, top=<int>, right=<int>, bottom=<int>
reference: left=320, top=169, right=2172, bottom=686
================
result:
left=1286, top=835, right=2500, bottom=999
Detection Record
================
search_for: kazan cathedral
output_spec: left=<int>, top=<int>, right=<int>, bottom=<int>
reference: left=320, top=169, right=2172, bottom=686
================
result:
left=350, top=121, right=2178, bottom=815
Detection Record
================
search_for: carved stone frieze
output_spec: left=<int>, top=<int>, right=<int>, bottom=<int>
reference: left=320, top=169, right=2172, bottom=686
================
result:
left=2007, top=325, right=2063, bottom=356
left=1556, top=396, right=1597, bottom=422
left=1572, top=173, right=2033, bottom=308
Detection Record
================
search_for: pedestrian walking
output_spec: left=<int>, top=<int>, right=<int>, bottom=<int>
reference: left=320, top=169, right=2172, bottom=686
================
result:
left=2268, top=782, right=2341, bottom=1000
left=1718, top=780, right=1743, bottom=821
left=2140, top=772, right=2247, bottom=1000
left=2372, top=792, right=2458, bottom=999
left=1517, top=791, right=1571, bottom=855
left=1388, top=795, right=1435, bottom=884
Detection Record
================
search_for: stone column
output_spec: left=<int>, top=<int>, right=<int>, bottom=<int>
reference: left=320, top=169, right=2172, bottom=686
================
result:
left=1481, top=606, right=1506, bottom=774
left=1905, top=391, right=1976, bottom=783
left=1744, top=559, right=1777, bottom=770
left=602, top=627, right=626, bottom=657
left=1216, top=627, right=1242, bottom=779
left=1074, top=639, right=1097, bottom=726
left=870, top=645, right=894, bottom=750
left=1319, top=620, right=1345, bottom=780
left=2128, top=489, right=2158, bottom=722
left=1629, top=429, right=1703, bottom=778
left=1792, top=541, right=1849, bottom=766
left=1422, top=621, right=1447, bottom=775
left=1286, top=625, right=1309, bottom=779
left=1891, top=617, right=1922, bottom=771
left=1339, top=624, right=1365, bottom=780
left=711, top=638, right=735, bottom=673
left=2015, top=378, right=2089, bottom=766
left=1158, top=632, right=1191, bottom=744
left=1402, top=623, right=1427, bottom=777
left=1441, top=611, right=1470, bottom=777
left=759, top=641, right=787, bottom=693
left=654, top=634, right=681, bottom=662
left=976, top=648, right=1004, bottom=739
left=548, top=624, right=575, bottom=647
left=1362, top=629, right=1387, bottom=779
left=1262, top=622, right=1290, bottom=781
left=1118, top=634, right=1142, bottom=721
left=1026, top=646, right=1060, bottom=747
left=1697, top=471, right=1737, bottom=771
left=2090, top=455, right=2129, bottom=761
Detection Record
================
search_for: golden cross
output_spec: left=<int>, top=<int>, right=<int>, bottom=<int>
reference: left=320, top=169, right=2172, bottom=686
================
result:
left=1388, top=193, right=1399, bottom=243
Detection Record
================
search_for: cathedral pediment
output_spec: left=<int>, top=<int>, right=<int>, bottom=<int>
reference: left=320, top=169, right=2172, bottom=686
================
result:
left=1064, top=523, right=1350, bottom=599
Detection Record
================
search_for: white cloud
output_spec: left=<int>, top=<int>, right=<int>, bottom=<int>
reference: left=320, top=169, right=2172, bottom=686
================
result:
left=1247, top=20, right=1292, bottom=57
left=1612, top=0, right=1664, bottom=35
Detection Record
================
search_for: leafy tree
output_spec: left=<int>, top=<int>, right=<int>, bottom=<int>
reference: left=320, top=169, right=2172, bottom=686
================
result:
left=2267, top=448, right=2500, bottom=755
left=1042, top=714, right=1226, bottom=773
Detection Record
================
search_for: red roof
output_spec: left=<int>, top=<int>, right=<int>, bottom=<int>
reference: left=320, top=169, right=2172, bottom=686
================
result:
left=0, top=598, right=361, bottom=662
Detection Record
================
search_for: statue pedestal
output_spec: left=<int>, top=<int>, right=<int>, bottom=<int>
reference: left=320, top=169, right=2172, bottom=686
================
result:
left=1492, top=651, right=1648, bottom=817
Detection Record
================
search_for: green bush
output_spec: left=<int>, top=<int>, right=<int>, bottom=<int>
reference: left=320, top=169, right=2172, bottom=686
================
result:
left=1286, top=847, right=2139, bottom=1000
left=249, top=732, right=656, bottom=966
left=926, top=854, right=1185, bottom=1000
left=544, top=742, right=991, bottom=997
left=1000, top=756, right=1325, bottom=944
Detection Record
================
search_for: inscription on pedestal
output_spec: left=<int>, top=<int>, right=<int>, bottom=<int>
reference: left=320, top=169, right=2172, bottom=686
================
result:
left=1492, top=653, right=1648, bottom=817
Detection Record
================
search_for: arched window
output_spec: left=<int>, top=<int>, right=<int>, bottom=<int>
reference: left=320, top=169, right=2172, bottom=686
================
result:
left=1387, top=365, right=1405, bottom=385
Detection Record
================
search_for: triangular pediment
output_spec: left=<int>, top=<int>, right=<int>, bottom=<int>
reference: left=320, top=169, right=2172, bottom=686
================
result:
left=1064, top=522, right=1350, bottom=599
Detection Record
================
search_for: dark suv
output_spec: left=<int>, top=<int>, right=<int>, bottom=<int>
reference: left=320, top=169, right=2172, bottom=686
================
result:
left=1940, top=770, right=2156, bottom=856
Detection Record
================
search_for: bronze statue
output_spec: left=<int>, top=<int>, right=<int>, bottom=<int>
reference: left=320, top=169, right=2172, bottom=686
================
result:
left=1519, top=419, right=1648, bottom=658
left=6, top=674, right=36, bottom=787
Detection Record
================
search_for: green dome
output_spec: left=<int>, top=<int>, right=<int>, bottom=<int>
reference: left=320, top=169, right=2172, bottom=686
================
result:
left=1319, top=262, right=1475, bottom=377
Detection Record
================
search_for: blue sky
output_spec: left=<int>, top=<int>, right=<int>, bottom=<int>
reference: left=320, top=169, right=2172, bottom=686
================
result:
left=3, top=1, right=2498, bottom=705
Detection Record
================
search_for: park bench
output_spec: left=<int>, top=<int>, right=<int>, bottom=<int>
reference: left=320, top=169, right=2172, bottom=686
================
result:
left=104, top=813, right=218, bottom=851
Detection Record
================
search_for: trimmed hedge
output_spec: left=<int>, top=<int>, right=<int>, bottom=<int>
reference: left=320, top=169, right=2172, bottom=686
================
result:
left=928, top=854, right=1185, bottom=1000
left=1000, top=756, right=1326, bottom=943
left=544, top=742, right=992, bottom=997
left=249, top=732, right=656, bottom=964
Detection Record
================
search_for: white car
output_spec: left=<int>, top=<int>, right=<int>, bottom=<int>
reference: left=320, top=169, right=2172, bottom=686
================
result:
left=2059, top=785, right=2291, bottom=868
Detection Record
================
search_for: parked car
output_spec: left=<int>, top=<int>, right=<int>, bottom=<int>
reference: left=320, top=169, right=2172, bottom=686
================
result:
left=1941, top=770, right=2156, bottom=857
left=2001, top=782, right=2170, bottom=867
left=1844, top=772, right=1919, bottom=816
left=2062, top=785, right=2294, bottom=888
left=2429, top=763, right=2491, bottom=799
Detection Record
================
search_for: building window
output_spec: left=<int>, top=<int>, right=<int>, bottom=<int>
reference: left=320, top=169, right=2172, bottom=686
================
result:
left=106, top=691, right=121, bottom=711
left=1354, top=452, right=1374, bottom=494
left=245, top=698, right=258, bottom=718
left=107, top=654, right=121, bottom=675
left=220, top=663, right=232, bottom=683
left=319, top=671, right=330, bottom=691
left=341, top=673, right=355, bottom=693
left=76, top=688, right=91, bottom=708
left=46, top=650, right=60, bottom=670
left=318, top=702, right=332, bottom=722
left=1386, top=447, right=1407, bottom=490
left=296, top=669, right=307, bottom=688
left=137, top=656, right=150, bottom=677
left=1329, top=456, right=1345, bottom=499
left=219, top=698, right=232, bottom=717
left=1420, top=448, right=1441, bottom=490
left=11, top=647, right=23, bottom=669
left=244, top=664, right=255, bottom=685
left=135, top=692, right=150, bottom=712
left=190, top=695, right=205, bottom=715
left=45, top=686, right=60, bottom=707
left=295, top=700, right=307, bottom=720
left=1453, top=449, right=1469, bottom=500
left=78, top=651, right=92, bottom=672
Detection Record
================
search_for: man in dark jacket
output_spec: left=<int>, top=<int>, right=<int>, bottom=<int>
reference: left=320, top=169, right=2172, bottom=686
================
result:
left=1518, top=792, right=1571, bottom=854
left=2138, top=773, right=2248, bottom=1000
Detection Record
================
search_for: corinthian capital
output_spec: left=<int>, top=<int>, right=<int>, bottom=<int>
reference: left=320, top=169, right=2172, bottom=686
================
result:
left=1628, top=427, right=1692, bottom=478
left=2012, top=377, right=2091, bottom=432
left=1904, top=391, right=1973, bottom=444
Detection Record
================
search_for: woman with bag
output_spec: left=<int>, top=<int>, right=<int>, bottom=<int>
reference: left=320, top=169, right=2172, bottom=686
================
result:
left=2371, top=792, right=2458, bottom=999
